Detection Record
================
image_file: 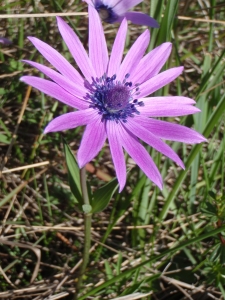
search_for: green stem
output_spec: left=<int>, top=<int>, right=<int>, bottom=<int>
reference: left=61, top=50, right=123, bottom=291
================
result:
left=74, top=167, right=92, bottom=300
left=80, top=167, right=89, bottom=206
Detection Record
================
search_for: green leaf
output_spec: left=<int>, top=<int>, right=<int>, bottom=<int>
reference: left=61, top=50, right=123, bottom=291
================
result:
left=156, top=0, right=179, bottom=45
left=62, top=138, right=83, bottom=209
left=104, top=260, right=114, bottom=280
left=209, top=243, right=221, bottom=262
left=201, top=202, right=217, bottom=217
left=209, top=191, right=217, bottom=200
left=116, top=252, right=123, bottom=276
left=0, top=133, right=10, bottom=144
left=0, top=88, right=6, bottom=95
left=91, top=177, right=118, bottom=214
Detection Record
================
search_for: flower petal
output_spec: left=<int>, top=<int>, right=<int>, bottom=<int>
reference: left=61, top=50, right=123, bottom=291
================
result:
left=102, top=0, right=120, bottom=7
left=20, top=76, right=87, bottom=110
left=107, top=18, right=127, bottom=77
left=23, top=60, right=87, bottom=99
left=77, top=118, right=107, bottom=167
left=139, top=96, right=200, bottom=117
left=88, top=5, right=109, bottom=77
left=125, top=118, right=185, bottom=169
left=28, top=37, right=83, bottom=85
left=0, top=37, right=12, bottom=45
left=137, top=117, right=207, bottom=144
left=138, top=66, right=184, bottom=98
left=118, top=29, right=150, bottom=81
left=44, top=109, right=98, bottom=133
left=112, top=0, right=142, bottom=16
left=123, top=12, right=159, bottom=27
left=56, top=17, right=96, bottom=82
left=130, top=42, right=172, bottom=84
left=142, top=96, right=196, bottom=105
left=118, top=123, right=163, bottom=189
left=106, top=121, right=126, bottom=192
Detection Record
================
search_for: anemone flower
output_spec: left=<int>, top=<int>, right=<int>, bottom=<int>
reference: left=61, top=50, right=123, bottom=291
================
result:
left=20, top=5, right=206, bottom=192
left=83, top=0, right=159, bottom=27
left=0, top=37, right=12, bottom=45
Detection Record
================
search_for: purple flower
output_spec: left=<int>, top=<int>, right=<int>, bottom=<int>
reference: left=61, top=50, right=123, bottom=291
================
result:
left=20, top=5, right=206, bottom=192
left=83, top=0, right=159, bottom=27
left=0, top=37, right=12, bottom=45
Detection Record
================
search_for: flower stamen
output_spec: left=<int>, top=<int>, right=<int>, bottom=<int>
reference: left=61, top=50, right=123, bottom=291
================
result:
left=87, top=74, right=143, bottom=123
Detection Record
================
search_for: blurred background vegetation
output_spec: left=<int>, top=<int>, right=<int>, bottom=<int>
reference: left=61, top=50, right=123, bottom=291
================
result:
left=0, top=0, right=225, bottom=299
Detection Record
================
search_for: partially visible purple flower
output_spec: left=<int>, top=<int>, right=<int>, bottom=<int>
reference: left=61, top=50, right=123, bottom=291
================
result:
left=83, top=0, right=159, bottom=27
left=0, top=37, right=12, bottom=45
left=20, top=5, right=206, bottom=192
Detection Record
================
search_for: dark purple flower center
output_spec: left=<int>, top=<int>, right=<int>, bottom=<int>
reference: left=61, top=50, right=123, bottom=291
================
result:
left=87, top=74, right=144, bottom=123
left=104, top=85, right=130, bottom=111
left=95, top=3, right=118, bottom=23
